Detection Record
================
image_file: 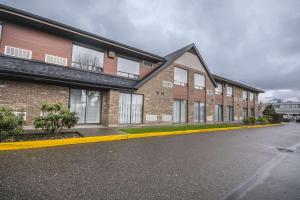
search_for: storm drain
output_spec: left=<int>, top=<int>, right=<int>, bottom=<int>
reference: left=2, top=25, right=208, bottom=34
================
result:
left=276, top=147, right=295, bottom=153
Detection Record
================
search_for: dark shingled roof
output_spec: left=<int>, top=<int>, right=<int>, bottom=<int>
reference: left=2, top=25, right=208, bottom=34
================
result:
left=0, top=55, right=138, bottom=91
left=137, top=43, right=217, bottom=88
left=212, top=74, right=264, bottom=93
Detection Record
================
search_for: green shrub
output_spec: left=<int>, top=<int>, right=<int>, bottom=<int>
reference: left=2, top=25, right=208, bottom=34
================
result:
left=0, top=107, right=25, bottom=136
left=243, top=117, right=250, bottom=125
left=257, top=116, right=269, bottom=125
left=248, top=117, right=256, bottom=125
left=33, top=103, right=79, bottom=134
left=268, top=114, right=283, bottom=124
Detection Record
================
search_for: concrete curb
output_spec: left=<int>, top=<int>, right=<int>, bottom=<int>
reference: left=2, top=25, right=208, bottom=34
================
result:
left=0, top=124, right=283, bottom=151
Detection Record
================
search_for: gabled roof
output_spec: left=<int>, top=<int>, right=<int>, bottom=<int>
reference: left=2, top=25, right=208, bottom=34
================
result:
left=212, top=74, right=264, bottom=93
left=137, top=43, right=217, bottom=88
left=0, top=4, right=165, bottom=62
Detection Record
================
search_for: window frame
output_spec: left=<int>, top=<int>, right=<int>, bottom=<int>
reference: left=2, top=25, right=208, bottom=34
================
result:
left=226, top=84, right=233, bottom=97
left=173, top=99, right=188, bottom=123
left=194, top=101, right=205, bottom=123
left=242, top=90, right=248, bottom=100
left=215, top=104, right=223, bottom=122
left=215, top=83, right=223, bottom=95
left=249, top=92, right=254, bottom=101
left=117, top=55, right=140, bottom=79
left=227, top=106, right=234, bottom=122
left=194, top=73, right=205, bottom=90
left=174, top=67, right=188, bottom=87
left=0, top=22, right=3, bottom=41
left=118, top=92, right=144, bottom=124
left=71, top=43, right=104, bottom=73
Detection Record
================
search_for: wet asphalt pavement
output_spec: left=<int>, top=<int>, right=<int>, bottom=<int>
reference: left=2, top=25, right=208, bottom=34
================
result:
left=1, top=123, right=300, bottom=200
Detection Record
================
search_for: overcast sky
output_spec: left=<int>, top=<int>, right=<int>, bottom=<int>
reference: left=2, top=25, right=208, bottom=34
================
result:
left=1, top=0, right=300, bottom=102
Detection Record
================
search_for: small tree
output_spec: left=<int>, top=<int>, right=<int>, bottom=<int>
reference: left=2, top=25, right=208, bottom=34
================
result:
left=263, top=104, right=276, bottom=115
left=0, top=107, right=25, bottom=136
left=34, top=103, right=79, bottom=134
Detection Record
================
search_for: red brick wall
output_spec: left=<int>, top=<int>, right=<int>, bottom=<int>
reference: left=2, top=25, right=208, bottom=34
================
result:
left=193, top=89, right=205, bottom=102
left=174, top=85, right=188, bottom=99
left=215, top=94, right=223, bottom=105
left=103, top=50, right=117, bottom=75
left=0, top=22, right=73, bottom=65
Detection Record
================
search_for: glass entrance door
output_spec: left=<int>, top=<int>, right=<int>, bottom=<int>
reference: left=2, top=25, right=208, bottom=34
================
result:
left=70, top=89, right=101, bottom=124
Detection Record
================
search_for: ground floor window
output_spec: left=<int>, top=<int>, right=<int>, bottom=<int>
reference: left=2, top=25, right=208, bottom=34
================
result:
left=227, top=106, right=234, bottom=122
left=118, top=93, right=143, bottom=124
left=194, top=102, right=205, bottom=123
left=215, top=105, right=223, bottom=122
left=251, top=108, right=255, bottom=117
left=70, top=89, right=101, bottom=124
left=243, top=108, right=248, bottom=119
left=173, top=99, right=187, bottom=123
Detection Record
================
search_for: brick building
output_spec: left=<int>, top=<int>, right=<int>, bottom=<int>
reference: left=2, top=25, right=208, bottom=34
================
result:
left=0, top=5, right=263, bottom=127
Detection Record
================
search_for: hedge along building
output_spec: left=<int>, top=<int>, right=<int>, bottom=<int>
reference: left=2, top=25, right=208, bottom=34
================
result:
left=0, top=4, right=264, bottom=127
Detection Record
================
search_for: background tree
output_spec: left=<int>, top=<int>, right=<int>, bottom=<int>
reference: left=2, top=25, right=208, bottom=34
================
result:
left=263, top=104, right=276, bottom=115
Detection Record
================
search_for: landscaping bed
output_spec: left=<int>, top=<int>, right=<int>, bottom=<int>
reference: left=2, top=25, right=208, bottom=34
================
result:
left=120, top=123, right=242, bottom=134
left=0, top=132, right=83, bottom=143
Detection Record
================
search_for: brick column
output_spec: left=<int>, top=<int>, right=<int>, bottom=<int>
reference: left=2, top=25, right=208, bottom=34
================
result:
left=101, top=89, right=119, bottom=127
left=188, top=70, right=195, bottom=123
left=222, top=83, right=227, bottom=122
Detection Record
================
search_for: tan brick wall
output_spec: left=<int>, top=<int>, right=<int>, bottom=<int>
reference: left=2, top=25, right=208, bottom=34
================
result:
left=0, top=80, right=69, bottom=124
left=137, top=64, right=174, bottom=125
left=101, top=90, right=120, bottom=127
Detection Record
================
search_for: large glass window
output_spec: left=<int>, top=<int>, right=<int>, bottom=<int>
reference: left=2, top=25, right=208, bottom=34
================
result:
left=70, top=89, right=101, bottom=124
left=194, top=73, right=205, bottom=89
left=215, top=105, right=223, bottom=122
left=227, top=106, right=234, bottom=122
left=174, top=67, right=188, bottom=86
left=0, top=23, right=2, bottom=40
left=226, top=84, right=233, bottom=97
left=215, top=83, right=223, bottom=95
left=117, top=57, right=140, bottom=79
left=173, top=99, right=187, bottom=123
left=249, top=92, right=254, bottom=101
left=251, top=108, right=255, bottom=117
left=242, top=90, right=247, bottom=100
left=194, top=102, right=205, bottom=123
left=118, top=93, right=143, bottom=124
left=243, top=108, right=248, bottom=119
left=72, top=44, right=104, bottom=72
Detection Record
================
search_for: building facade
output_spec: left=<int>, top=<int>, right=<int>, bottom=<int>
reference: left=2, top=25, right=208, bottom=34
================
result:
left=0, top=5, right=264, bottom=127
left=263, top=102, right=300, bottom=120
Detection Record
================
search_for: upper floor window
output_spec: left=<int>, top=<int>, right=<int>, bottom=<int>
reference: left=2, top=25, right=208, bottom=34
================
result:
left=194, top=73, right=205, bottom=89
left=117, top=57, right=140, bottom=79
left=215, top=83, right=223, bottom=95
left=0, top=22, right=2, bottom=40
left=72, top=44, right=104, bottom=72
left=226, top=84, right=233, bottom=96
left=242, top=90, right=247, bottom=100
left=4, top=46, right=32, bottom=59
left=174, top=67, right=188, bottom=86
left=45, top=54, right=67, bottom=66
left=143, top=60, right=153, bottom=68
left=249, top=92, right=254, bottom=101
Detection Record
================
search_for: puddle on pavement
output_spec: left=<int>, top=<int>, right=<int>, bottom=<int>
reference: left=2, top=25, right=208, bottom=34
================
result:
left=276, top=147, right=295, bottom=153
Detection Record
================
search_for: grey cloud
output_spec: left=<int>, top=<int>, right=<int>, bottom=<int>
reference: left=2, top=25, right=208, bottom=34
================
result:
left=1, top=0, right=300, bottom=101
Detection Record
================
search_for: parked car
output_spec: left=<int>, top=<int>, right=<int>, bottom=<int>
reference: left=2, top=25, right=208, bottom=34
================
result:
left=296, top=118, right=300, bottom=123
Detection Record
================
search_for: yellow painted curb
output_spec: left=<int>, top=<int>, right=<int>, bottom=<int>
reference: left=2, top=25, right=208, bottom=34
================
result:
left=0, top=123, right=282, bottom=151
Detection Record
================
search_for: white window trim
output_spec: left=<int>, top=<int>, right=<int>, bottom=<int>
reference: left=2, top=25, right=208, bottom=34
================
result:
left=194, top=73, right=205, bottom=90
left=45, top=54, right=68, bottom=66
left=4, top=46, right=32, bottom=59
